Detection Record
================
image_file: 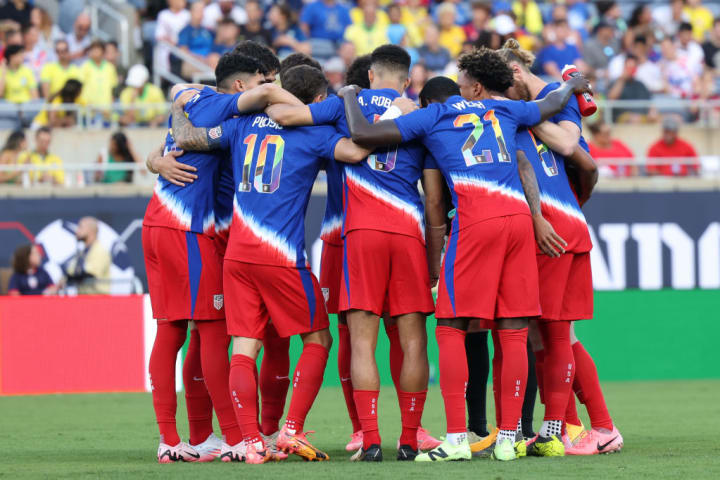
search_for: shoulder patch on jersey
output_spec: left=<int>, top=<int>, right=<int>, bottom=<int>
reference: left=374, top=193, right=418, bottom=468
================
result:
left=208, top=126, right=223, bottom=140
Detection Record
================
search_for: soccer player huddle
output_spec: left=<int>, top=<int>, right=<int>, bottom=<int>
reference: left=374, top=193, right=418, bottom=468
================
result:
left=141, top=39, right=623, bottom=465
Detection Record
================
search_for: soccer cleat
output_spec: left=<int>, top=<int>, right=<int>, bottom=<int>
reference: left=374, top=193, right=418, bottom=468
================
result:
left=262, top=431, right=289, bottom=460
left=349, top=447, right=363, bottom=462
left=245, top=442, right=276, bottom=464
left=490, top=437, right=517, bottom=462
left=219, top=441, right=246, bottom=463
left=417, top=427, right=443, bottom=450
left=345, top=430, right=363, bottom=452
left=470, top=428, right=498, bottom=457
left=276, top=427, right=329, bottom=461
left=514, top=431, right=527, bottom=458
left=157, top=441, right=201, bottom=463
left=191, top=433, right=222, bottom=462
left=397, top=444, right=418, bottom=461
left=566, top=426, right=623, bottom=455
left=527, top=435, right=565, bottom=457
left=415, top=439, right=472, bottom=462
left=566, top=422, right=586, bottom=445
left=358, top=444, right=383, bottom=462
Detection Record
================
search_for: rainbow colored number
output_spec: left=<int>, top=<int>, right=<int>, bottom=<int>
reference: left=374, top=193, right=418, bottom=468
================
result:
left=454, top=110, right=510, bottom=167
left=240, top=134, right=285, bottom=194
left=528, top=130, right=559, bottom=177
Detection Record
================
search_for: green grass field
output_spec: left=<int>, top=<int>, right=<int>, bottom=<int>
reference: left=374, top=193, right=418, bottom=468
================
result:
left=2, top=381, right=720, bottom=479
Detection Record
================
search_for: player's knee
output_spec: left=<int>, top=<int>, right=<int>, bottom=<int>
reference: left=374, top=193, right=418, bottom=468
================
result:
left=302, top=328, right=333, bottom=350
left=436, top=318, right=469, bottom=330
left=496, top=317, right=529, bottom=330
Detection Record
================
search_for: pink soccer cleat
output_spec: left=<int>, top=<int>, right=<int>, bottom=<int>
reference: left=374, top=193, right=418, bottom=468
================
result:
left=191, top=433, right=222, bottom=462
left=245, top=441, right=277, bottom=464
left=157, top=441, right=201, bottom=463
left=346, top=431, right=363, bottom=452
left=220, top=441, right=246, bottom=463
left=417, top=427, right=443, bottom=451
left=566, top=426, right=623, bottom=455
left=277, top=426, right=329, bottom=461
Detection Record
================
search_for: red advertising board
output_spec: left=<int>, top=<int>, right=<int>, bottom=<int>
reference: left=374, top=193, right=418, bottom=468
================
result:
left=0, top=296, right=146, bottom=395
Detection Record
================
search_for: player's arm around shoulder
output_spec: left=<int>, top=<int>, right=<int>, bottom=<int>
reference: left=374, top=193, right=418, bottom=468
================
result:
left=238, top=83, right=303, bottom=115
left=340, top=85, right=403, bottom=147
left=531, top=120, right=580, bottom=157
left=565, top=144, right=598, bottom=205
left=170, top=91, right=226, bottom=152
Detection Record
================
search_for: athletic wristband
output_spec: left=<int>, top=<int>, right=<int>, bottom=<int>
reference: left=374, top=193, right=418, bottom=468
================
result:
left=379, top=105, right=402, bottom=121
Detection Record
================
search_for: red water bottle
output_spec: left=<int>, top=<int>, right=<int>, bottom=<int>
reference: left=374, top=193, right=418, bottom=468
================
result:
left=562, top=64, right=597, bottom=117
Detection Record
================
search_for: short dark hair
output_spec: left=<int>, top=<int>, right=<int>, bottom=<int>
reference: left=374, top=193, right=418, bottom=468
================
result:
left=88, top=39, right=105, bottom=51
left=20, top=23, right=35, bottom=35
left=634, top=34, right=647, bottom=45
left=370, top=44, right=411, bottom=77
left=345, top=54, right=372, bottom=88
left=458, top=47, right=514, bottom=94
left=281, top=65, right=328, bottom=105
left=36, top=126, right=51, bottom=137
left=60, top=79, right=83, bottom=102
left=679, top=22, right=693, bottom=33
left=215, top=52, right=262, bottom=89
left=234, top=40, right=280, bottom=75
left=419, top=76, right=460, bottom=107
left=279, top=53, right=322, bottom=85
left=106, top=40, right=119, bottom=49
left=4, top=44, right=23, bottom=59
left=11, top=244, right=32, bottom=275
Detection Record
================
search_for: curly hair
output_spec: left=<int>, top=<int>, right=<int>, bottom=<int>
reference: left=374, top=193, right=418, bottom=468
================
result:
left=496, top=38, right=536, bottom=70
left=457, top=47, right=514, bottom=93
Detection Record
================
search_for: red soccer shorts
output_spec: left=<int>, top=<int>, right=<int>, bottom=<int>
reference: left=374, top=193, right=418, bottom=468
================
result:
left=436, top=214, right=541, bottom=320
left=223, top=259, right=329, bottom=339
left=142, top=225, right=225, bottom=321
left=536, top=252, right=593, bottom=321
left=319, top=241, right=343, bottom=315
left=339, top=229, right=435, bottom=317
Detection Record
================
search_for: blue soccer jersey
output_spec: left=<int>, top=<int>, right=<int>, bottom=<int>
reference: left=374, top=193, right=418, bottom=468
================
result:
left=216, top=114, right=344, bottom=267
left=310, top=89, right=428, bottom=242
left=394, top=95, right=541, bottom=231
left=143, top=87, right=241, bottom=236
left=519, top=82, right=592, bottom=253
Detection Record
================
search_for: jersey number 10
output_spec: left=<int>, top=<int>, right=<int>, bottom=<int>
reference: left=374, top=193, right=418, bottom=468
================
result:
left=454, top=110, right=511, bottom=167
left=240, top=134, right=285, bottom=193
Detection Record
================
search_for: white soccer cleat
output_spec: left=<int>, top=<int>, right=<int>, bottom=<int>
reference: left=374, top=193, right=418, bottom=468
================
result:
left=157, top=441, right=201, bottom=463
left=191, top=433, right=222, bottom=462
left=220, top=440, right=247, bottom=462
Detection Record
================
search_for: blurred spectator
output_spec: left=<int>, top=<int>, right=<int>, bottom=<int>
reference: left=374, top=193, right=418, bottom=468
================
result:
left=0, top=22, right=22, bottom=61
left=608, top=35, right=662, bottom=93
left=300, top=0, right=352, bottom=59
left=344, top=0, right=389, bottom=56
left=399, top=0, right=429, bottom=47
left=96, top=131, right=140, bottom=184
left=386, top=4, right=408, bottom=46
left=104, top=40, right=125, bottom=91
left=1, top=44, right=38, bottom=105
left=566, top=0, right=592, bottom=36
left=7, top=244, right=56, bottom=296
left=323, top=57, right=345, bottom=93
left=22, top=23, right=52, bottom=80
left=437, top=2, right=466, bottom=58
left=0, top=130, right=26, bottom=185
left=597, top=1, right=626, bottom=34
left=607, top=54, right=656, bottom=123
left=30, top=6, right=63, bottom=53
left=584, top=22, right=619, bottom=76
left=702, top=18, right=720, bottom=68
left=646, top=117, right=700, bottom=176
left=32, top=78, right=84, bottom=128
left=202, top=0, right=247, bottom=32
left=155, top=0, right=190, bottom=73
left=676, top=22, right=705, bottom=73
left=431, top=0, right=471, bottom=27
left=684, top=0, right=713, bottom=42
left=119, top=64, right=166, bottom=127
left=19, top=127, right=65, bottom=186
left=659, top=36, right=701, bottom=99
left=178, top=2, right=215, bottom=76
left=337, top=41, right=357, bottom=70
left=208, top=19, right=240, bottom=67
left=536, top=19, right=586, bottom=79
left=0, top=0, right=31, bottom=27
left=79, top=41, right=118, bottom=110
left=239, top=0, right=273, bottom=46
left=406, top=62, right=428, bottom=101
left=269, top=4, right=310, bottom=59
left=351, top=0, right=389, bottom=29
left=464, top=2, right=492, bottom=43
left=512, top=0, right=543, bottom=36
left=625, top=4, right=655, bottom=52
left=653, top=0, right=687, bottom=38
left=66, top=12, right=91, bottom=62
left=418, top=24, right=451, bottom=73
left=588, top=121, right=637, bottom=177
left=63, top=217, right=111, bottom=295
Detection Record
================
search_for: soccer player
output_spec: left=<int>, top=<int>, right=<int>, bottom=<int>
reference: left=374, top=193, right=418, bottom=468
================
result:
left=338, top=47, right=591, bottom=462
left=234, top=40, right=280, bottom=83
left=169, top=64, right=370, bottom=464
left=279, top=52, right=322, bottom=85
left=143, top=52, right=302, bottom=463
left=267, top=45, right=444, bottom=462
left=499, top=39, right=623, bottom=456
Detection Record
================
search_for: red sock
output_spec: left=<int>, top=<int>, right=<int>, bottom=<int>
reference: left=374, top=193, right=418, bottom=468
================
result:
left=149, top=320, right=187, bottom=446
left=259, top=324, right=291, bottom=435
left=183, top=328, right=214, bottom=445
left=385, top=324, right=403, bottom=389
left=229, top=354, right=261, bottom=445
left=491, top=331, right=503, bottom=428
left=338, top=324, right=361, bottom=432
left=195, top=320, right=243, bottom=445
left=398, top=390, right=426, bottom=450
left=497, top=328, right=528, bottom=431
left=539, top=322, right=574, bottom=421
left=565, top=392, right=581, bottom=426
left=284, top=343, right=329, bottom=433
left=534, top=348, right=545, bottom=405
left=436, top=326, right=467, bottom=434
left=572, top=342, right=613, bottom=430
left=354, top=390, right=381, bottom=448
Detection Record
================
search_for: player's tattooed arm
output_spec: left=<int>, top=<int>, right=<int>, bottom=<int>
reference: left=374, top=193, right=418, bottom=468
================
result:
left=170, top=100, right=218, bottom=151
left=265, top=104, right=313, bottom=126
left=169, top=83, right=211, bottom=99
left=339, top=85, right=404, bottom=147
left=565, top=145, right=598, bottom=206
left=421, top=168, right=447, bottom=287
left=533, top=75, right=592, bottom=123
left=517, top=149, right=566, bottom=257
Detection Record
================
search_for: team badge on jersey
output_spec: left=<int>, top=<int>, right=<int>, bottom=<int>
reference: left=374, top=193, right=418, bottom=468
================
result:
left=208, top=126, right=223, bottom=140
left=213, top=294, right=224, bottom=310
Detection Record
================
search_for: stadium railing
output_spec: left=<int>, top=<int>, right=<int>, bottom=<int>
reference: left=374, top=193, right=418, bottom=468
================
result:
left=152, top=40, right=215, bottom=87
left=88, top=0, right=132, bottom=68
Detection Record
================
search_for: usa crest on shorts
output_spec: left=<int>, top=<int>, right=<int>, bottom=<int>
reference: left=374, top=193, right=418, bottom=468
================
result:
left=213, top=294, right=224, bottom=310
